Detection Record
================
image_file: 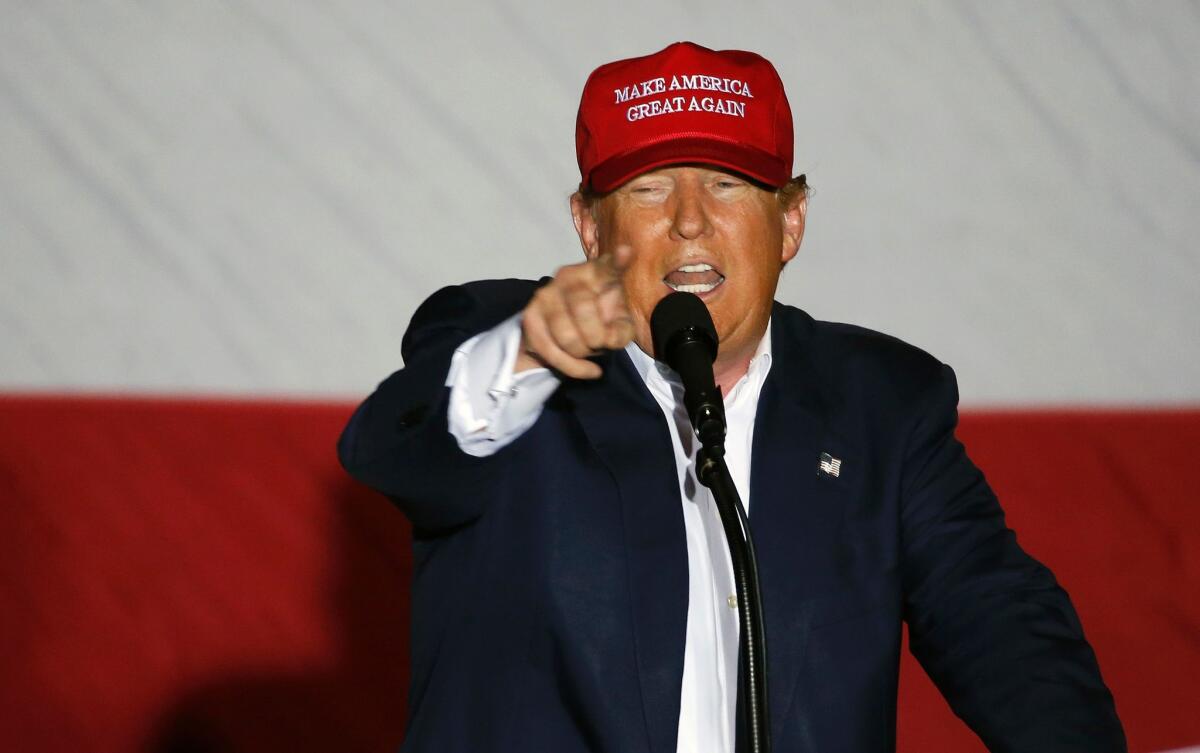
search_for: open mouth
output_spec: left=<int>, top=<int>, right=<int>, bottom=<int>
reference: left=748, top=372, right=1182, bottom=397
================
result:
left=663, top=263, right=725, bottom=295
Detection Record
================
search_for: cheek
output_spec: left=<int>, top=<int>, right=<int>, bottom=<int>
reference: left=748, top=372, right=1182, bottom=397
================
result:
left=711, top=297, right=745, bottom=331
left=622, top=268, right=666, bottom=318
left=616, top=272, right=662, bottom=354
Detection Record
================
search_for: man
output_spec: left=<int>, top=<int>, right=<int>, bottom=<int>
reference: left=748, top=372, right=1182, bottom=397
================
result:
left=339, top=42, right=1125, bottom=752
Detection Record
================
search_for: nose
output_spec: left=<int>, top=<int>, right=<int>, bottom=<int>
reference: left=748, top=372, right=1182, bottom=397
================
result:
left=669, top=179, right=712, bottom=241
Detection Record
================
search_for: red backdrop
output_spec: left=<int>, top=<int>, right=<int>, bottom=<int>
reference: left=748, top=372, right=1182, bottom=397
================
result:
left=1, top=395, right=1196, bottom=752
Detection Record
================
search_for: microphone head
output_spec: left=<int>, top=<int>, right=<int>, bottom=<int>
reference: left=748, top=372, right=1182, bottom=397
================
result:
left=651, top=292, right=718, bottom=364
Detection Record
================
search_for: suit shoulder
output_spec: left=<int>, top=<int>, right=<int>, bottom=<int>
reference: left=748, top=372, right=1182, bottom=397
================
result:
left=413, top=278, right=541, bottom=322
left=401, top=278, right=542, bottom=361
left=775, top=303, right=949, bottom=402
left=816, top=320, right=943, bottom=376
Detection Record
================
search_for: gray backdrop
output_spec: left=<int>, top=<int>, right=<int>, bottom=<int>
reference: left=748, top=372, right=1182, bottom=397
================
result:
left=2, top=1, right=1197, bottom=405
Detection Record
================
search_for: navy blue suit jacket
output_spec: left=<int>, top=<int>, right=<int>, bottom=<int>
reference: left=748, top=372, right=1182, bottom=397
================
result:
left=339, top=279, right=1125, bottom=753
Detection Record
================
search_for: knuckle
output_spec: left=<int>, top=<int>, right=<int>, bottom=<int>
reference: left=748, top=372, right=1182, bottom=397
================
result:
left=556, top=262, right=587, bottom=283
left=581, top=331, right=606, bottom=351
left=564, top=286, right=594, bottom=306
left=563, top=338, right=587, bottom=356
left=551, top=326, right=583, bottom=354
left=529, top=287, right=554, bottom=312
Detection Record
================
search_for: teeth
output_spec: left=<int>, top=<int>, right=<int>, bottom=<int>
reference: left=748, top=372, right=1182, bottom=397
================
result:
left=676, top=263, right=714, bottom=272
left=666, top=280, right=723, bottom=294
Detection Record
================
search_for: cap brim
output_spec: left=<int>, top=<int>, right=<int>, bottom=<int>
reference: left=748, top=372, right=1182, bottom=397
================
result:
left=588, top=137, right=790, bottom=193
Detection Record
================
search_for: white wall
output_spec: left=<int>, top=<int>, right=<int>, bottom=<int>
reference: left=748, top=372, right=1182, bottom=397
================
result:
left=2, top=1, right=1197, bottom=405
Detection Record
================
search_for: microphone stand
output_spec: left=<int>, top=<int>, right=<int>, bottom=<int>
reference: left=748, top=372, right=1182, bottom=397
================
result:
left=696, top=442, right=771, bottom=753
left=650, top=292, right=770, bottom=753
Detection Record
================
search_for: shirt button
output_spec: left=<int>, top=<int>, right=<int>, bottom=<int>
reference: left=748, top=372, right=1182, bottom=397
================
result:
left=727, top=595, right=738, bottom=609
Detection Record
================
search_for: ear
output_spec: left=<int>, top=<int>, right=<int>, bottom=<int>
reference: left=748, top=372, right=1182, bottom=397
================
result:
left=570, top=192, right=602, bottom=261
left=780, top=193, right=807, bottom=264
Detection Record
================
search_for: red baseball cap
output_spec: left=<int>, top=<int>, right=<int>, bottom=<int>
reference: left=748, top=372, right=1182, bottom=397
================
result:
left=576, top=41, right=794, bottom=193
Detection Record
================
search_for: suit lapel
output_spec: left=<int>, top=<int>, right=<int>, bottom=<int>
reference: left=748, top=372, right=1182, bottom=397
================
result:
left=569, top=351, right=689, bottom=753
left=749, top=305, right=852, bottom=743
left=567, top=304, right=847, bottom=751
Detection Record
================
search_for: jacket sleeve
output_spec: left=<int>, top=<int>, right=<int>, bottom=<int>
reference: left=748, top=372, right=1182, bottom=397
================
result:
left=337, top=279, right=539, bottom=532
left=899, top=364, right=1126, bottom=752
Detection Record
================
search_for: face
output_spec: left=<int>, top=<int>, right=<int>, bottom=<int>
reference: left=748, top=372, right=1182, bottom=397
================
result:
left=572, top=165, right=806, bottom=374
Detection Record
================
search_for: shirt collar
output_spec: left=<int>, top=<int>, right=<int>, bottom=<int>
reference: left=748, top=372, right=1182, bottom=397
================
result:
left=625, top=318, right=774, bottom=395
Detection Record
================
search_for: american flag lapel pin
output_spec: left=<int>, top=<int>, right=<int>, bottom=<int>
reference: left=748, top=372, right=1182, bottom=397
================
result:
left=817, top=452, right=842, bottom=478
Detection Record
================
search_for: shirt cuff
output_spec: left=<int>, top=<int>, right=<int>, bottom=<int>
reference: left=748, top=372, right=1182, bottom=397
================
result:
left=445, top=313, right=561, bottom=457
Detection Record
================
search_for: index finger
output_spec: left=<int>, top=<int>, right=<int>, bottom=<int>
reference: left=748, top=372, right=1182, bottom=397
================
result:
left=594, top=243, right=633, bottom=281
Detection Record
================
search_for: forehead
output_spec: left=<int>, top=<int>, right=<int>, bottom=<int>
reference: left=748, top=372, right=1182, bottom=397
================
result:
left=620, top=163, right=761, bottom=185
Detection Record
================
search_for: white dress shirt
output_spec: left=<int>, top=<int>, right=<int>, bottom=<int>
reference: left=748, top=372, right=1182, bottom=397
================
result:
left=444, top=313, right=773, bottom=753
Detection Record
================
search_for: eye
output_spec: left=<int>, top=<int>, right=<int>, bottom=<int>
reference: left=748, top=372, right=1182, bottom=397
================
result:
left=626, top=182, right=670, bottom=201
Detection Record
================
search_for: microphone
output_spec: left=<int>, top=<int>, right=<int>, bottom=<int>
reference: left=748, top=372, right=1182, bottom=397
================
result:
left=650, top=292, right=726, bottom=453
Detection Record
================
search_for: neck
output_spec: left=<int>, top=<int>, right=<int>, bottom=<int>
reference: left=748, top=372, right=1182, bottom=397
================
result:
left=712, top=319, right=772, bottom=394
left=713, top=352, right=754, bottom=395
